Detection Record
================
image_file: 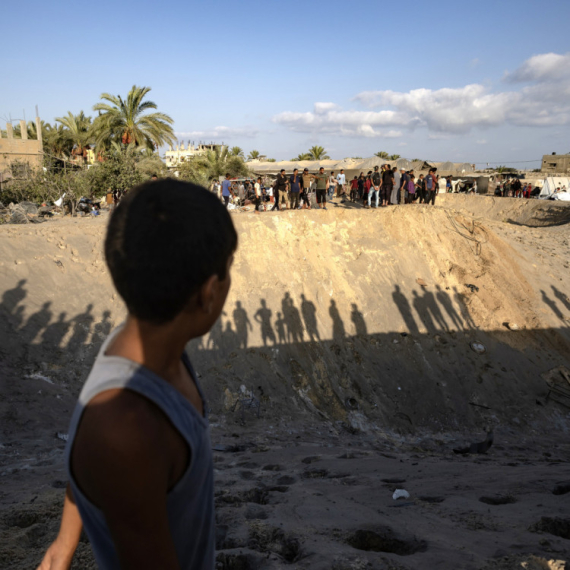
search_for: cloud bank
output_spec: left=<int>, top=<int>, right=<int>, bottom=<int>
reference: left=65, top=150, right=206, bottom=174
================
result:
left=273, top=52, right=570, bottom=137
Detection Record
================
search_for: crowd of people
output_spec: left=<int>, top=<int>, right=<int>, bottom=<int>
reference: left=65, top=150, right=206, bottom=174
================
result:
left=493, top=178, right=535, bottom=198
left=214, top=165, right=446, bottom=212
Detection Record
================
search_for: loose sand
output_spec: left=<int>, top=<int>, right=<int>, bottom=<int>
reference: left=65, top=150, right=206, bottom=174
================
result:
left=1, top=195, right=569, bottom=569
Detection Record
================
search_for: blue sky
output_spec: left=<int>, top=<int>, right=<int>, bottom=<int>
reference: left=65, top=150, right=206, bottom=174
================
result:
left=2, top=0, right=570, bottom=166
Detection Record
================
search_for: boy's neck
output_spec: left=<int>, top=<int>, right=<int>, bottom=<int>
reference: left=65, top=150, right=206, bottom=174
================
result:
left=106, top=316, right=191, bottom=382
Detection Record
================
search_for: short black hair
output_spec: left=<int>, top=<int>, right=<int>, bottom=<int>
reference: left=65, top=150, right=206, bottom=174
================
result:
left=105, top=179, right=238, bottom=324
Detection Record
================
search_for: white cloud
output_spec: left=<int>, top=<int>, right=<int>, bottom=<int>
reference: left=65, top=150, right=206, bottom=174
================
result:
left=476, top=139, right=487, bottom=144
left=273, top=52, right=570, bottom=137
left=273, top=103, right=408, bottom=138
left=175, top=125, right=260, bottom=139
left=470, top=58, right=480, bottom=68
left=505, top=52, right=570, bottom=83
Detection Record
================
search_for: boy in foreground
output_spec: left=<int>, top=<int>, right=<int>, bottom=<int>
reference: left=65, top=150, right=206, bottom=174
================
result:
left=38, top=180, right=237, bottom=570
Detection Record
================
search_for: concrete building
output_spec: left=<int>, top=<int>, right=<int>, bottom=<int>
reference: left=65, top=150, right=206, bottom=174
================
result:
left=541, top=154, right=570, bottom=175
left=164, top=142, right=223, bottom=168
left=0, top=117, right=43, bottom=175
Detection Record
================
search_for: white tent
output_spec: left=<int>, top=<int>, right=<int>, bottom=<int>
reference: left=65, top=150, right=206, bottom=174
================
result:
left=539, top=177, right=570, bottom=200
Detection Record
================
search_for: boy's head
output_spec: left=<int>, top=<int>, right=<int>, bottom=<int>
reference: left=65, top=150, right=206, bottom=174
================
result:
left=105, top=179, right=237, bottom=325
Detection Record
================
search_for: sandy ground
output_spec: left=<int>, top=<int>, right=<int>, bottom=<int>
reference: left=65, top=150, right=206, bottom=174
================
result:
left=1, top=195, right=569, bottom=569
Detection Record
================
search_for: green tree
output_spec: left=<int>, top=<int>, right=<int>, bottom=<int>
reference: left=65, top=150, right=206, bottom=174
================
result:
left=55, top=111, right=93, bottom=157
left=265, top=158, right=276, bottom=162
left=178, top=147, right=250, bottom=186
left=308, top=146, right=330, bottom=160
left=374, top=151, right=389, bottom=159
left=389, top=154, right=401, bottom=160
left=43, top=123, right=73, bottom=158
left=86, top=148, right=146, bottom=198
left=229, top=146, right=245, bottom=159
left=91, top=85, right=175, bottom=151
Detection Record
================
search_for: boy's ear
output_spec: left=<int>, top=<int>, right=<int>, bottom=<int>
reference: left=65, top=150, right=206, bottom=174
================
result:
left=197, top=274, right=219, bottom=314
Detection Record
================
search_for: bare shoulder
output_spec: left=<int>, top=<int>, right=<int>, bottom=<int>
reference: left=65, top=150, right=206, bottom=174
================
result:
left=78, top=388, right=170, bottom=450
left=71, top=388, right=182, bottom=506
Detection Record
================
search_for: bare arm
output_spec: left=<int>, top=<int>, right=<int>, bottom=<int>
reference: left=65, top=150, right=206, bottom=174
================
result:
left=37, top=485, right=83, bottom=570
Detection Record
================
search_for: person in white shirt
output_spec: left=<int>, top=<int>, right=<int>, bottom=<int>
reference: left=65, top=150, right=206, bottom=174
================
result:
left=336, top=169, right=346, bottom=200
left=254, top=177, right=262, bottom=213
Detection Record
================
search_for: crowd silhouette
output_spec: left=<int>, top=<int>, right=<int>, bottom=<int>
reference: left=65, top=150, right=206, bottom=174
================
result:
left=1, top=279, right=568, bottom=362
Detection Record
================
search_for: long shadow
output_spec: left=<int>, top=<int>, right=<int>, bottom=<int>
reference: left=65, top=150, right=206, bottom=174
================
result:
left=233, top=301, right=252, bottom=349
left=40, top=312, right=70, bottom=349
left=423, top=288, right=449, bottom=331
left=329, top=299, right=346, bottom=341
left=282, top=292, right=304, bottom=343
left=66, top=304, right=94, bottom=352
left=452, top=286, right=476, bottom=330
left=392, top=285, right=419, bottom=335
left=350, top=303, right=367, bottom=336
left=435, top=285, right=464, bottom=330
left=254, top=299, right=276, bottom=347
left=541, top=289, right=565, bottom=321
left=20, top=301, right=53, bottom=345
left=552, top=286, right=570, bottom=312
left=301, top=294, right=320, bottom=341
left=275, top=312, right=286, bottom=344
left=412, top=290, right=436, bottom=334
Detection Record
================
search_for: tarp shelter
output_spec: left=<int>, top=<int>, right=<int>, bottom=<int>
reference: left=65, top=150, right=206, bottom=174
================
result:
left=539, top=177, right=570, bottom=199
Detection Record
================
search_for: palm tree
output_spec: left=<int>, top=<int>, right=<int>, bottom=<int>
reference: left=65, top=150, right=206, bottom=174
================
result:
left=44, top=123, right=73, bottom=158
left=91, top=85, right=175, bottom=151
left=247, top=150, right=265, bottom=161
left=229, top=146, right=245, bottom=159
left=308, top=146, right=330, bottom=160
left=389, top=154, right=401, bottom=160
left=292, top=153, right=311, bottom=161
left=55, top=111, right=92, bottom=156
left=375, top=151, right=389, bottom=159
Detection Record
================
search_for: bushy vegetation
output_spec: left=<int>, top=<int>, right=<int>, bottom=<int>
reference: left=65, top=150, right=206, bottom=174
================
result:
left=1, top=148, right=162, bottom=212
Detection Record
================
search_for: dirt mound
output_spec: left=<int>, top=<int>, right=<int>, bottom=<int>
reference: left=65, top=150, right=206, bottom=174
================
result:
left=437, top=194, right=570, bottom=227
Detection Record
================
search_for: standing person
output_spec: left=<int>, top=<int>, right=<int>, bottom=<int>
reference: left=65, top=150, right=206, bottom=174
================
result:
left=221, top=173, right=234, bottom=208
left=254, top=177, right=263, bottom=213
left=381, top=164, right=394, bottom=207
left=328, top=171, right=336, bottom=200
left=406, top=174, right=416, bottom=203
left=399, top=168, right=409, bottom=204
left=350, top=176, right=359, bottom=202
left=417, top=174, right=426, bottom=203
left=471, top=179, right=478, bottom=194
left=301, top=168, right=313, bottom=210
left=446, top=177, right=452, bottom=193
left=391, top=167, right=400, bottom=205
left=425, top=168, right=438, bottom=205
left=368, top=165, right=381, bottom=209
left=37, top=180, right=236, bottom=570
left=271, top=169, right=287, bottom=211
left=289, top=168, right=301, bottom=210
left=313, top=166, right=328, bottom=210
left=364, top=171, right=372, bottom=205
left=357, top=172, right=365, bottom=202
left=336, top=169, right=347, bottom=201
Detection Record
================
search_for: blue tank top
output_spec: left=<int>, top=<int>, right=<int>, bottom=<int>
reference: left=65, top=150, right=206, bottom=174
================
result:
left=65, top=327, right=214, bottom=569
